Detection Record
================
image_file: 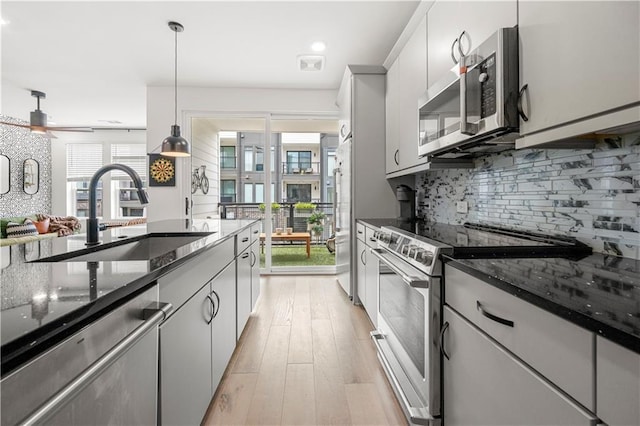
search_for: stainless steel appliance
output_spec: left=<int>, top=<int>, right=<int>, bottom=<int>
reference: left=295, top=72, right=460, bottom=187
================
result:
left=334, top=138, right=352, bottom=295
left=0, top=286, right=171, bottom=425
left=418, top=27, right=519, bottom=159
left=370, top=226, right=452, bottom=425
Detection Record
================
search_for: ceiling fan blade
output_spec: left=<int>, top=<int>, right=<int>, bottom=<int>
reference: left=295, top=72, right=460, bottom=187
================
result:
left=0, top=121, right=33, bottom=129
left=46, top=126, right=94, bottom=133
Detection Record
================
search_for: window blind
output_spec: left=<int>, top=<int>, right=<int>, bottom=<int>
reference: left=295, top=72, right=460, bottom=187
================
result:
left=66, top=144, right=103, bottom=182
left=110, top=144, right=147, bottom=182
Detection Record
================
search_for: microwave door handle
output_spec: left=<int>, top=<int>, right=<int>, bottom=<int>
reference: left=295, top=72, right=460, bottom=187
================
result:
left=459, top=54, right=478, bottom=136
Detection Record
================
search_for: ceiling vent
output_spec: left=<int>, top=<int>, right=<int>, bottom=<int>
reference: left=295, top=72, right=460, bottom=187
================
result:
left=297, top=55, right=324, bottom=72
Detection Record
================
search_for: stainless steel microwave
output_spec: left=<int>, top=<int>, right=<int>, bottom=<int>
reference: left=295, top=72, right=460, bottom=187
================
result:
left=418, top=27, right=519, bottom=159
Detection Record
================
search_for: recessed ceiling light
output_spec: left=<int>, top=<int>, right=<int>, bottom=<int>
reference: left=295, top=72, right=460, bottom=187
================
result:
left=311, top=41, right=326, bottom=52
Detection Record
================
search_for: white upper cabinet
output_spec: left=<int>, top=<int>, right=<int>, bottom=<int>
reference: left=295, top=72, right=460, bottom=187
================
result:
left=385, top=12, right=427, bottom=176
left=518, top=1, right=640, bottom=140
left=385, top=58, right=401, bottom=173
left=397, top=13, right=427, bottom=172
left=427, top=0, right=517, bottom=87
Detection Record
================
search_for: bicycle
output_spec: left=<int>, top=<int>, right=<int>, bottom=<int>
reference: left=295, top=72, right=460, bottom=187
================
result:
left=192, top=165, right=210, bottom=194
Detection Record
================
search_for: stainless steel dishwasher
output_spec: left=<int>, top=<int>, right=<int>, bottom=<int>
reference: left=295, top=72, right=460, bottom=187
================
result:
left=0, top=285, right=172, bottom=425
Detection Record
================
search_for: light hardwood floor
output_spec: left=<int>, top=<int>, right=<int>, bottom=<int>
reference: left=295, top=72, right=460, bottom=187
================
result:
left=203, top=275, right=407, bottom=426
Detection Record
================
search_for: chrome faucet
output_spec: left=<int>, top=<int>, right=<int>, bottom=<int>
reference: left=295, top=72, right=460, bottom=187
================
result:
left=86, top=163, right=149, bottom=246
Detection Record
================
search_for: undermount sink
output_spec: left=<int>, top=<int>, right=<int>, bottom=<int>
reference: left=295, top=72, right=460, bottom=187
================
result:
left=33, top=233, right=214, bottom=263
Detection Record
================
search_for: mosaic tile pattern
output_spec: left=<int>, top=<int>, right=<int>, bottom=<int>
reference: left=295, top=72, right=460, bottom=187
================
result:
left=0, top=115, right=52, bottom=217
left=416, top=133, right=640, bottom=259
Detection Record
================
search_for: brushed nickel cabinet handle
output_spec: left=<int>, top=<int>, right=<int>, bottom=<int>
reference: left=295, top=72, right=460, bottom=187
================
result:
left=477, top=301, right=514, bottom=327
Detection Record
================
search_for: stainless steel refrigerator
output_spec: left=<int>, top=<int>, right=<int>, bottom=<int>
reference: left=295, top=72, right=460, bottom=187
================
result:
left=333, top=65, right=399, bottom=299
left=334, top=138, right=352, bottom=295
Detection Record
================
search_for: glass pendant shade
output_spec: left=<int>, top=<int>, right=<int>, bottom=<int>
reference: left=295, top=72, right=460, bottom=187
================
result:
left=161, top=124, right=190, bottom=157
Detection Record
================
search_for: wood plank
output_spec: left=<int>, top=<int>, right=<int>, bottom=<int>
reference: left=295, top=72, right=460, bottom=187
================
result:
left=281, top=363, right=316, bottom=426
left=312, top=319, right=352, bottom=425
left=309, top=276, right=330, bottom=320
left=272, top=278, right=296, bottom=326
left=288, top=279, right=313, bottom=364
left=345, top=383, right=397, bottom=426
left=203, top=373, right=257, bottom=426
left=245, top=325, right=291, bottom=425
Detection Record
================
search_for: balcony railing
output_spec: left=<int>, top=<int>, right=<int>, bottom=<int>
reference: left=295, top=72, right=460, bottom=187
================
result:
left=281, top=162, right=320, bottom=175
left=219, top=202, right=333, bottom=242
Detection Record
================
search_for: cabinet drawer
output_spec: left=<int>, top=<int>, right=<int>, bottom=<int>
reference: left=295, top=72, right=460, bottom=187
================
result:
left=159, top=237, right=234, bottom=313
left=445, top=264, right=595, bottom=410
left=237, top=227, right=252, bottom=254
left=249, top=224, right=260, bottom=244
left=356, top=222, right=365, bottom=240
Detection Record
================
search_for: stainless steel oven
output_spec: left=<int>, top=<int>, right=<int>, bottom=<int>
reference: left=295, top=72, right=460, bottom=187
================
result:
left=370, top=227, right=451, bottom=426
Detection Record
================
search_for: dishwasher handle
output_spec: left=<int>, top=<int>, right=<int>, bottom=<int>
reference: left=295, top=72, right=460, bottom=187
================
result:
left=20, top=302, right=173, bottom=426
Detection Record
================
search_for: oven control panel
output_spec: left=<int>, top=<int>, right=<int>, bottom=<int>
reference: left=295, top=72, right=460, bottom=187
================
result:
left=375, top=226, right=452, bottom=275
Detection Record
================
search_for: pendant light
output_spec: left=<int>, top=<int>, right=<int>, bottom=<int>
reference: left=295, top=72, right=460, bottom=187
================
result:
left=161, top=21, right=190, bottom=157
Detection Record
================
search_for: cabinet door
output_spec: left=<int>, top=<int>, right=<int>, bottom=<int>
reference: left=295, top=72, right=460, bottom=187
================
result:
left=211, top=262, right=237, bottom=390
left=250, top=240, right=260, bottom=310
left=338, top=74, right=352, bottom=142
left=597, top=337, right=640, bottom=426
left=519, top=1, right=640, bottom=136
left=398, top=13, right=427, bottom=171
left=356, top=237, right=366, bottom=307
left=427, top=1, right=517, bottom=87
left=385, top=58, right=400, bottom=174
left=442, top=307, right=598, bottom=426
left=160, top=284, right=212, bottom=426
left=236, top=249, right=252, bottom=340
left=363, top=246, right=379, bottom=327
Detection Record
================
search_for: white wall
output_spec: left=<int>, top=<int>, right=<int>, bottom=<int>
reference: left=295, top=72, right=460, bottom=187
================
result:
left=146, top=86, right=339, bottom=221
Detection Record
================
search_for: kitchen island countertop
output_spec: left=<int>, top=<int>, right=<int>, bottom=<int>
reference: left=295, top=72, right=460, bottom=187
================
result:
left=0, top=218, right=257, bottom=376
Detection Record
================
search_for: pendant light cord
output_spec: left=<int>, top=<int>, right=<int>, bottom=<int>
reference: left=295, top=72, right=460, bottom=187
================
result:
left=174, top=28, right=178, bottom=126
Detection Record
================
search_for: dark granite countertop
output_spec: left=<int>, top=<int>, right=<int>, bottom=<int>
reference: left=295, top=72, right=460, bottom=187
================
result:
left=445, top=255, right=640, bottom=354
left=357, top=218, right=640, bottom=354
left=0, top=218, right=257, bottom=376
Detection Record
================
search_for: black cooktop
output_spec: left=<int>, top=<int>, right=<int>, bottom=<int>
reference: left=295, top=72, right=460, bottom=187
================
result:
left=380, top=220, right=592, bottom=260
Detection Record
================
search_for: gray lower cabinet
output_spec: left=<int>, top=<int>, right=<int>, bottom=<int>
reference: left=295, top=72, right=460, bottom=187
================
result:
left=160, top=260, right=237, bottom=426
left=160, top=283, right=212, bottom=426
left=596, top=336, right=640, bottom=426
left=237, top=247, right=252, bottom=340
left=442, top=306, right=598, bottom=425
left=211, top=262, right=237, bottom=389
left=250, top=239, right=260, bottom=309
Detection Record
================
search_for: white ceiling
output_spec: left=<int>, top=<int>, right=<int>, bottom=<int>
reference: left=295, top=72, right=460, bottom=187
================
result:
left=1, top=1, right=419, bottom=128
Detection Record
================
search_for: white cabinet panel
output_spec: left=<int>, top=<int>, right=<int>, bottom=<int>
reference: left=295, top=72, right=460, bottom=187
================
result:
left=160, top=283, right=212, bottom=426
left=445, top=264, right=595, bottom=410
left=518, top=1, right=640, bottom=136
left=236, top=248, right=252, bottom=340
left=211, top=262, right=237, bottom=390
left=443, top=307, right=598, bottom=426
left=397, top=13, right=427, bottom=171
left=597, top=337, right=640, bottom=426
left=250, top=240, right=260, bottom=310
left=356, top=237, right=366, bottom=307
left=385, top=58, right=401, bottom=173
left=364, top=245, right=379, bottom=327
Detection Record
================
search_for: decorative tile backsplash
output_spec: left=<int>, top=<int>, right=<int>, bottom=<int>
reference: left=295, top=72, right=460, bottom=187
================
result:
left=416, top=133, right=640, bottom=259
left=0, top=115, right=52, bottom=217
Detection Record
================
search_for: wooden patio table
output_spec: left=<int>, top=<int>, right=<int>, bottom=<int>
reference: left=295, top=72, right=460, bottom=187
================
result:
left=260, top=232, right=311, bottom=258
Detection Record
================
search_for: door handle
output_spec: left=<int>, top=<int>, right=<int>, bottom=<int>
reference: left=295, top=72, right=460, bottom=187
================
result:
left=477, top=301, right=514, bottom=327
left=212, top=290, right=221, bottom=319
left=250, top=251, right=257, bottom=267
left=439, top=321, right=450, bottom=360
left=206, top=294, right=215, bottom=324
left=517, top=84, right=530, bottom=122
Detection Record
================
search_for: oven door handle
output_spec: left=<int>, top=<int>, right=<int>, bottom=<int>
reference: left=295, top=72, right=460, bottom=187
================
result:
left=370, top=248, right=430, bottom=289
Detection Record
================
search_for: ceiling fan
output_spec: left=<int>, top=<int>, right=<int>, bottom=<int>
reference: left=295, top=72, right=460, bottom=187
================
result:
left=0, top=90, right=93, bottom=138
